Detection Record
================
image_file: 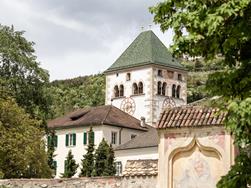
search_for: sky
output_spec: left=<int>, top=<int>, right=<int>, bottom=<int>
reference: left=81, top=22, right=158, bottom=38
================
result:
left=0, top=0, right=173, bottom=81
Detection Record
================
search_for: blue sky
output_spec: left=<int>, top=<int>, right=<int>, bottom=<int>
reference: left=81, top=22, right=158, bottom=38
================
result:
left=0, top=0, right=173, bottom=80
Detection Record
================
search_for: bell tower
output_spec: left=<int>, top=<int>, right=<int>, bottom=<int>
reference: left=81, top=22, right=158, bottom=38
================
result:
left=104, top=30, right=187, bottom=126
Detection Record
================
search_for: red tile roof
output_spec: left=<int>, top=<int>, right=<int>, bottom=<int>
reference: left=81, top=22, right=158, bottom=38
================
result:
left=157, top=106, right=226, bottom=129
left=123, top=159, right=158, bottom=176
left=48, top=105, right=148, bottom=131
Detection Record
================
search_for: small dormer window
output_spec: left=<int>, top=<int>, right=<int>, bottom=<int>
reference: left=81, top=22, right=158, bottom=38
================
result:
left=126, top=73, right=131, bottom=81
left=158, top=70, right=163, bottom=77
left=178, top=74, right=182, bottom=81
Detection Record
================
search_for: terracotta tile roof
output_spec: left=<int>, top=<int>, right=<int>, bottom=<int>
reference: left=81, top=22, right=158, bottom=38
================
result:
left=48, top=105, right=148, bottom=131
left=115, top=126, right=158, bottom=150
left=123, top=159, right=158, bottom=177
left=157, top=106, right=226, bottom=129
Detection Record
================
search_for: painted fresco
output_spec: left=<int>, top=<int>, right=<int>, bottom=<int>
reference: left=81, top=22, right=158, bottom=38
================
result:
left=173, top=144, right=223, bottom=188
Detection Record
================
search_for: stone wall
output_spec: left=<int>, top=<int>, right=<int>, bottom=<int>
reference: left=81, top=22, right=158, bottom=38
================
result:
left=0, top=176, right=157, bottom=188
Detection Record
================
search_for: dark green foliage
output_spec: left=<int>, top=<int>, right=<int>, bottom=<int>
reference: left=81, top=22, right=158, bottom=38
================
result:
left=151, top=0, right=251, bottom=187
left=94, top=139, right=109, bottom=176
left=0, top=97, right=51, bottom=178
left=47, top=131, right=57, bottom=176
left=61, top=150, right=78, bottom=178
left=49, top=74, right=105, bottom=118
left=94, top=139, right=116, bottom=177
left=0, top=24, right=52, bottom=123
left=103, top=144, right=116, bottom=176
left=80, top=127, right=95, bottom=177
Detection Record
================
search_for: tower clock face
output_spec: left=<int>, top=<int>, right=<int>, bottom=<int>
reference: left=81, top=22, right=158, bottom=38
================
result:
left=162, top=96, right=176, bottom=110
left=120, top=97, right=136, bottom=115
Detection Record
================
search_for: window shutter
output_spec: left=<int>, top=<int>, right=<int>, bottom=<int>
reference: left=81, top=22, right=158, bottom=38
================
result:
left=64, top=160, right=67, bottom=173
left=65, top=134, right=69, bottom=146
left=73, top=133, right=76, bottom=146
left=47, top=136, right=51, bottom=146
left=83, top=132, right=87, bottom=145
left=54, top=135, right=58, bottom=147
left=92, top=132, right=95, bottom=144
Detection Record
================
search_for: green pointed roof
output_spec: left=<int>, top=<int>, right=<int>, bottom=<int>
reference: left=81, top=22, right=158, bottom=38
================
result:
left=105, top=30, right=185, bottom=73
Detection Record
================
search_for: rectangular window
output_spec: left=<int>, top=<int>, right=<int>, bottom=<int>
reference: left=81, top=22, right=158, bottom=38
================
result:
left=115, top=161, right=122, bottom=176
left=53, top=160, right=57, bottom=176
left=178, top=73, right=182, bottom=81
left=126, top=73, right=131, bottom=81
left=131, top=134, right=137, bottom=139
left=66, top=133, right=76, bottom=147
left=158, top=69, right=163, bottom=77
left=111, top=132, right=117, bottom=145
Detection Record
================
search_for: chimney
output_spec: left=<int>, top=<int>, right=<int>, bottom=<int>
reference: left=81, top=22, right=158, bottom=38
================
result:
left=140, top=117, right=146, bottom=127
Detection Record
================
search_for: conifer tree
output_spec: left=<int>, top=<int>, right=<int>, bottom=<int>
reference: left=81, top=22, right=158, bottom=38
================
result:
left=103, top=144, right=116, bottom=176
left=94, top=138, right=109, bottom=176
left=47, top=131, right=56, bottom=175
left=79, top=127, right=95, bottom=177
left=61, top=150, right=78, bottom=178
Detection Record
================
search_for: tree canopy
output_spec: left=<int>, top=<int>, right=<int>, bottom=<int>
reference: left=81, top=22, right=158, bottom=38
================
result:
left=0, top=24, right=52, bottom=122
left=0, top=97, right=51, bottom=178
left=150, top=0, right=251, bottom=187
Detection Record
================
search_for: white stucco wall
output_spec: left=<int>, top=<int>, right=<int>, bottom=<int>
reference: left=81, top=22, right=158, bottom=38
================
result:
left=53, top=125, right=145, bottom=178
left=115, top=146, right=159, bottom=174
left=105, top=65, right=187, bottom=126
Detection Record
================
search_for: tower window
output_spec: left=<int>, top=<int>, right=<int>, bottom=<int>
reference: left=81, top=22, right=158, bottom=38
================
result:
left=162, top=82, right=167, bottom=96
left=138, top=82, right=143, bottom=94
left=178, top=74, right=182, bottom=81
left=133, top=83, right=138, bottom=95
left=158, top=69, right=163, bottom=77
left=126, top=73, right=131, bottom=81
left=114, top=85, right=119, bottom=97
left=157, top=81, right=162, bottom=95
left=176, top=85, right=181, bottom=98
left=172, top=84, right=176, bottom=98
left=119, top=85, right=124, bottom=97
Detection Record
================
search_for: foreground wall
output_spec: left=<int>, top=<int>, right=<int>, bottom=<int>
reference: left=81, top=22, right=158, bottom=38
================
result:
left=0, top=176, right=157, bottom=188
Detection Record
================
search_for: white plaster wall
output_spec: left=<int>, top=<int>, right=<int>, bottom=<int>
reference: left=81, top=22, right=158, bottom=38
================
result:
left=102, top=125, right=145, bottom=147
left=105, top=65, right=187, bottom=126
left=53, top=125, right=145, bottom=178
left=105, top=67, right=152, bottom=123
left=115, top=147, right=159, bottom=173
left=54, top=126, right=103, bottom=178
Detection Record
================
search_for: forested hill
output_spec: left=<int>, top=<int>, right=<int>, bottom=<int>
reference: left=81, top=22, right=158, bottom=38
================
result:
left=49, top=60, right=223, bottom=118
left=49, top=74, right=105, bottom=118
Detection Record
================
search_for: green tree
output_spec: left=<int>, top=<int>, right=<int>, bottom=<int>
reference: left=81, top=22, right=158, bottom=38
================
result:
left=47, top=131, right=57, bottom=175
left=103, top=144, right=116, bottom=176
left=79, top=127, right=95, bottom=177
left=0, top=97, right=51, bottom=178
left=0, top=24, right=52, bottom=123
left=61, top=150, right=78, bottom=178
left=94, top=138, right=109, bottom=176
left=150, top=0, right=251, bottom=187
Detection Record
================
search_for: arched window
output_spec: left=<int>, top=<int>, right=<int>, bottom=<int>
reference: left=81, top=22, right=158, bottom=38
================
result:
left=157, top=81, right=162, bottom=95
left=172, top=84, right=176, bottom=98
left=162, top=82, right=167, bottom=96
left=133, top=83, right=138, bottom=95
left=176, top=85, right=181, bottom=98
left=119, top=85, right=124, bottom=97
left=114, top=85, right=119, bottom=97
left=138, top=82, right=143, bottom=94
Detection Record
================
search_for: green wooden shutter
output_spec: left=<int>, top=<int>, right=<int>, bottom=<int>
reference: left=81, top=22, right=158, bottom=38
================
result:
left=66, top=134, right=69, bottom=146
left=73, top=133, right=76, bottom=146
left=47, top=136, right=51, bottom=147
left=92, top=132, right=95, bottom=144
left=83, top=132, right=87, bottom=145
left=54, top=135, right=58, bottom=147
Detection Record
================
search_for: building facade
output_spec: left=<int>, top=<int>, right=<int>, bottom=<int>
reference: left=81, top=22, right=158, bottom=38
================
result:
left=105, top=30, right=187, bottom=126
